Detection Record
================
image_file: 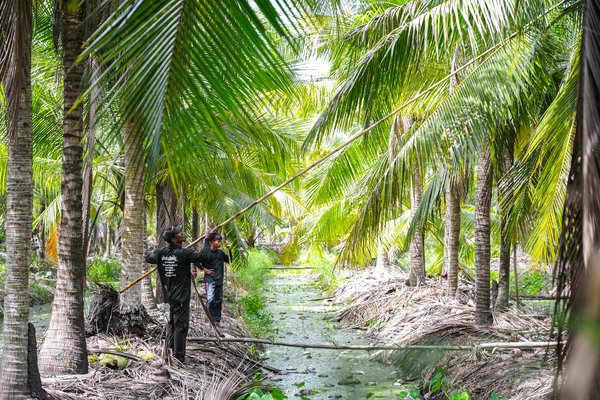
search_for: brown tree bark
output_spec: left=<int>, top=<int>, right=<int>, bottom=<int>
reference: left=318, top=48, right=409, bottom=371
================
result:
left=192, top=209, right=200, bottom=250
left=39, top=0, right=88, bottom=376
left=119, top=121, right=147, bottom=332
left=82, top=59, right=100, bottom=262
left=497, top=150, right=513, bottom=310
left=0, top=1, right=34, bottom=396
left=444, top=44, right=462, bottom=298
left=154, top=180, right=182, bottom=303
left=475, top=148, right=493, bottom=326
left=141, top=217, right=157, bottom=310
left=405, top=116, right=425, bottom=286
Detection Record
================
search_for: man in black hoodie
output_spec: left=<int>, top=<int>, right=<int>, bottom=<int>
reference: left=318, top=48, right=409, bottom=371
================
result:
left=146, top=227, right=210, bottom=363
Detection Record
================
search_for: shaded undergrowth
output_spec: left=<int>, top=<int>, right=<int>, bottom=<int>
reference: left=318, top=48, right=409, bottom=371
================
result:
left=233, top=248, right=278, bottom=337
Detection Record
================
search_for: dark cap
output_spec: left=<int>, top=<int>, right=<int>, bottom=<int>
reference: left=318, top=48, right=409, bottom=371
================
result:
left=163, top=226, right=182, bottom=243
left=210, top=233, right=223, bottom=242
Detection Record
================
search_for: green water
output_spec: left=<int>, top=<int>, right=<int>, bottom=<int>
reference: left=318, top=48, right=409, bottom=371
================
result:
left=261, top=273, right=412, bottom=399
left=0, top=293, right=95, bottom=351
left=0, top=302, right=52, bottom=351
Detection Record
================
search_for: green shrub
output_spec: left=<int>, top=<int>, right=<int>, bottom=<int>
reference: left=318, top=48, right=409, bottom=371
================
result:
left=234, top=248, right=277, bottom=337
left=29, top=280, right=54, bottom=305
left=0, top=262, right=54, bottom=306
left=88, top=257, right=121, bottom=283
left=240, top=293, right=276, bottom=337
left=235, top=248, right=275, bottom=293
left=299, top=251, right=341, bottom=294
left=236, top=387, right=287, bottom=400
left=491, top=269, right=552, bottom=296
left=515, top=269, right=552, bottom=296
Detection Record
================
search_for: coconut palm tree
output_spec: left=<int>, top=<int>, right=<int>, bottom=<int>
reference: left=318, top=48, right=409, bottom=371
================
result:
left=79, top=1, right=329, bottom=317
left=38, top=0, right=89, bottom=375
left=555, top=0, right=600, bottom=396
left=496, top=146, right=514, bottom=310
left=307, top=0, right=581, bottom=303
left=474, top=147, right=493, bottom=325
left=445, top=45, right=463, bottom=297
left=0, top=0, right=34, bottom=397
left=117, top=121, right=148, bottom=327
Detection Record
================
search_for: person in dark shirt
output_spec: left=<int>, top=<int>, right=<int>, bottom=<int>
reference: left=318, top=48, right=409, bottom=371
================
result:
left=197, top=233, right=232, bottom=326
left=146, top=227, right=210, bottom=363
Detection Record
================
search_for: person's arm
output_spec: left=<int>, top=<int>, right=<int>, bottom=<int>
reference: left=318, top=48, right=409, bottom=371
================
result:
left=194, top=261, right=214, bottom=276
left=189, top=237, right=211, bottom=264
left=201, top=236, right=211, bottom=257
left=146, top=250, right=159, bottom=264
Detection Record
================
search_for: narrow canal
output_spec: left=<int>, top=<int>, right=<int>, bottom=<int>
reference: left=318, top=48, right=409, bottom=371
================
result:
left=0, top=303, right=52, bottom=350
left=262, top=272, right=409, bottom=399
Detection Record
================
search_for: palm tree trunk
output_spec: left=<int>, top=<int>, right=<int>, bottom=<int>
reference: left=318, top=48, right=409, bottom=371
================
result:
left=445, top=44, right=462, bottom=297
left=475, top=148, right=493, bottom=326
left=120, top=121, right=145, bottom=315
left=497, top=151, right=514, bottom=310
left=82, top=59, right=100, bottom=262
left=405, top=116, right=425, bottom=286
left=497, top=228, right=511, bottom=310
left=156, top=179, right=182, bottom=248
left=409, top=160, right=425, bottom=285
left=39, top=0, right=88, bottom=375
left=559, top=1, right=600, bottom=396
left=192, top=209, right=200, bottom=250
left=445, top=186, right=461, bottom=296
left=375, top=241, right=390, bottom=273
left=104, top=222, right=111, bottom=257
left=0, top=2, right=34, bottom=395
left=141, top=216, right=156, bottom=310
left=154, top=180, right=182, bottom=303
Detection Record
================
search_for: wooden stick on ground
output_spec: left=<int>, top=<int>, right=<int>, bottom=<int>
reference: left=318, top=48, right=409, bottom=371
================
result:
left=215, top=345, right=281, bottom=374
left=191, top=278, right=223, bottom=338
left=188, top=337, right=557, bottom=352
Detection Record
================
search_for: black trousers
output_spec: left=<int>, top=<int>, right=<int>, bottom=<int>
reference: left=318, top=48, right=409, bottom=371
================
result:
left=205, top=282, right=223, bottom=323
left=168, top=301, right=190, bottom=362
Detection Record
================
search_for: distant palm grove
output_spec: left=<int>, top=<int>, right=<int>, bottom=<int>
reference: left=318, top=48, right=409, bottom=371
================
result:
left=1, top=0, right=600, bottom=399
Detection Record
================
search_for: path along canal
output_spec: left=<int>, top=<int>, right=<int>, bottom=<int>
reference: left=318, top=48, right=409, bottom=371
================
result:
left=261, top=272, right=411, bottom=399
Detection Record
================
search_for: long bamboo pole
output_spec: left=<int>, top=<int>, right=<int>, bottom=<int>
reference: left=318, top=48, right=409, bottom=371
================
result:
left=120, top=44, right=506, bottom=294
left=121, top=1, right=567, bottom=295
left=189, top=337, right=557, bottom=351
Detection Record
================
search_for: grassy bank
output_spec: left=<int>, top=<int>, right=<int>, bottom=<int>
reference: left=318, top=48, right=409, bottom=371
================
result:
left=232, top=248, right=278, bottom=337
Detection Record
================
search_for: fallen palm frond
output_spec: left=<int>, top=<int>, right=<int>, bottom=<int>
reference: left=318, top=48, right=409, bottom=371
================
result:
left=43, top=302, right=261, bottom=399
left=331, top=267, right=554, bottom=399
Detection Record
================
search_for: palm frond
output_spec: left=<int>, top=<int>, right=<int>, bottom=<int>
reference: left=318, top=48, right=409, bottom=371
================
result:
left=0, top=0, right=33, bottom=127
left=554, top=0, right=599, bottom=395
left=307, top=0, right=524, bottom=146
left=503, top=39, right=580, bottom=264
left=82, top=0, right=307, bottom=167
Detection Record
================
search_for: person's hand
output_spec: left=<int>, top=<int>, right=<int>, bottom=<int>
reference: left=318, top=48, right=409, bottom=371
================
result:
left=192, top=270, right=198, bottom=277
left=225, top=241, right=230, bottom=249
left=204, top=268, right=214, bottom=276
